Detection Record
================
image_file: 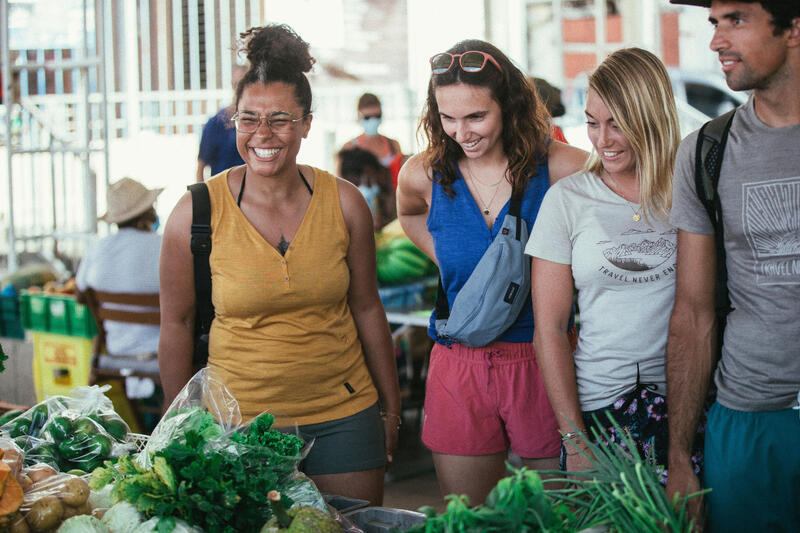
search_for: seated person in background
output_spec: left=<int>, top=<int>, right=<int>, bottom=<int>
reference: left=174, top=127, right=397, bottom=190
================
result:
left=339, top=146, right=396, bottom=230
left=75, top=177, right=162, bottom=357
left=340, top=92, right=405, bottom=189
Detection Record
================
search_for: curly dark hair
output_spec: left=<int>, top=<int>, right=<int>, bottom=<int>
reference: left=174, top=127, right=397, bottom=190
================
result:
left=419, top=39, right=551, bottom=198
left=234, top=24, right=316, bottom=114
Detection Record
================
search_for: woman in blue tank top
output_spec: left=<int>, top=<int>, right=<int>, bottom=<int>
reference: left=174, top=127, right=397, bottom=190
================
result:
left=396, top=39, right=587, bottom=505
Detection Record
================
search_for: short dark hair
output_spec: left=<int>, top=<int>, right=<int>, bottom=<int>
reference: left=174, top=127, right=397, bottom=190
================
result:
left=357, top=93, right=381, bottom=110
left=670, top=1, right=800, bottom=34
left=338, top=147, right=382, bottom=182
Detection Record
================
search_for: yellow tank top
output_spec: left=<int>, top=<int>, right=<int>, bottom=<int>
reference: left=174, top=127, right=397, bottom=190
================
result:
left=205, top=167, right=378, bottom=425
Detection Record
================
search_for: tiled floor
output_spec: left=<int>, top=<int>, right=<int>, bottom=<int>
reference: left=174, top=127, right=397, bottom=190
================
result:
left=381, top=412, right=446, bottom=513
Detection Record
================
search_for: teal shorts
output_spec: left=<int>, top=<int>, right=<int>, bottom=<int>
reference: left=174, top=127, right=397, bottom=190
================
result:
left=290, top=403, right=387, bottom=476
left=704, top=401, right=800, bottom=533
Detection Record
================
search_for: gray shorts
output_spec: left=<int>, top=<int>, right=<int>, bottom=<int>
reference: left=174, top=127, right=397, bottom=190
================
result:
left=289, top=403, right=387, bottom=476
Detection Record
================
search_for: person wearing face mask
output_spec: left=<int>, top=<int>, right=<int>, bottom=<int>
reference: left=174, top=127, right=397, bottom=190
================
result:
left=75, top=177, right=163, bottom=357
left=338, top=146, right=396, bottom=230
left=341, top=93, right=405, bottom=189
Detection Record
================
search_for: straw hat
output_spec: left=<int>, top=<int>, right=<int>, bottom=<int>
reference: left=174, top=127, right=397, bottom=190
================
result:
left=100, top=177, right=163, bottom=224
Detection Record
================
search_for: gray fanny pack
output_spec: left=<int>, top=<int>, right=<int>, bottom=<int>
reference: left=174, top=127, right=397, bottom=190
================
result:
left=434, top=197, right=530, bottom=348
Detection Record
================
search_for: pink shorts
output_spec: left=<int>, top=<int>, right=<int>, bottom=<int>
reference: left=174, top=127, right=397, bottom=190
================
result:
left=421, top=340, right=560, bottom=458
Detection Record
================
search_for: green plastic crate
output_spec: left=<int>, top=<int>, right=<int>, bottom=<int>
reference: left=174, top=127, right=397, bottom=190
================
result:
left=0, top=295, right=25, bottom=339
left=20, top=293, right=97, bottom=338
left=70, top=299, right=98, bottom=338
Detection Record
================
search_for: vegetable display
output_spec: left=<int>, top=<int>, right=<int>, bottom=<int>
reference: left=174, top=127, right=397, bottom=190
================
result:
left=260, top=490, right=340, bottom=533
left=376, top=237, right=437, bottom=286
left=90, top=409, right=325, bottom=533
left=0, top=388, right=132, bottom=475
left=404, top=418, right=705, bottom=533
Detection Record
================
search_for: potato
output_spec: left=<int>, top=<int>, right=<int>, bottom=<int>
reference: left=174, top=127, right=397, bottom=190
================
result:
left=58, top=478, right=90, bottom=507
left=2, top=446, right=23, bottom=477
left=24, top=495, right=63, bottom=532
left=16, top=472, right=34, bottom=492
left=24, top=464, right=57, bottom=484
left=9, top=514, right=31, bottom=533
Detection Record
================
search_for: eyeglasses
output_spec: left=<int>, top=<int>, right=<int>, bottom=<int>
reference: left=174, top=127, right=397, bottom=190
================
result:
left=231, top=111, right=308, bottom=134
left=430, top=51, right=504, bottom=75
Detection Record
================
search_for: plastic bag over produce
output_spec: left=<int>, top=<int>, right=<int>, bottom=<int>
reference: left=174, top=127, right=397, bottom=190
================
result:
left=90, top=367, right=331, bottom=532
left=0, top=385, right=135, bottom=474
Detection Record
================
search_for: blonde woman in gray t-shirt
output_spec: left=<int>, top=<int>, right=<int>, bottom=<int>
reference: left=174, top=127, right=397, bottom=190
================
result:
left=526, top=48, right=700, bottom=477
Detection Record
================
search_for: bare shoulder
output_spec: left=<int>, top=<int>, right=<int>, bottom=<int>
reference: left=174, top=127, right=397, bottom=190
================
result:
left=398, top=154, right=432, bottom=190
left=547, top=141, right=589, bottom=184
left=335, top=174, right=373, bottom=229
left=164, top=192, right=194, bottom=239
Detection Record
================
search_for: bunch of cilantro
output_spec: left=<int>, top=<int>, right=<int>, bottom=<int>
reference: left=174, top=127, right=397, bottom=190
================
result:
left=91, top=410, right=306, bottom=533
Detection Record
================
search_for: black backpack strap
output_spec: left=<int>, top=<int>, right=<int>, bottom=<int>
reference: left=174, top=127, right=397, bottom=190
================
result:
left=694, top=109, right=736, bottom=318
left=188, top=182, right=215, bottom=336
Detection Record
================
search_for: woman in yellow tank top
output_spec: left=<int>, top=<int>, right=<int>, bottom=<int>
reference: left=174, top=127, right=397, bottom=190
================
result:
left=158, top=24, right=401, bottom=505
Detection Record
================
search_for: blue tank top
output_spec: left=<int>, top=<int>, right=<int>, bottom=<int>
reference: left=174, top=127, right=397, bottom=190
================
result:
left=427, top=159, right=550, bottom=343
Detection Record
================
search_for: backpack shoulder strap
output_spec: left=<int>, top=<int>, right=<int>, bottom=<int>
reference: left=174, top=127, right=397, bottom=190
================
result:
left=187, top=182, right=214, bottom=334
left=694, top=108, right=736, bottom=228
left=694, top=108, right=736, bottom=318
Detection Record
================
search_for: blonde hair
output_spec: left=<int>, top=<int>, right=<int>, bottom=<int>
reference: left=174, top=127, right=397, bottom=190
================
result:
left=585, top=47, right=680, bottom=221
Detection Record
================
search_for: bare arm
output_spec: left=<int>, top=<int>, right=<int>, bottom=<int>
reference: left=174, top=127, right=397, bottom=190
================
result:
left=339, top=179, right=402, bottom=462
left=665, top=230, right=718, bottom=510
left=547, top=141, right=589, bottom=185
left=158, top=192, right=197, bottom=407
left=196, top=160, right=207, bottom=183
left=396, top=155, right=436, bottom=262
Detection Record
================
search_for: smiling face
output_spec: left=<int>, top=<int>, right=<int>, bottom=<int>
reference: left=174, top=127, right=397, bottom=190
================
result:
left=709, top=1, right=793, bottom=91
left=434, top=83, right=504, bottom=160
left=235, top=82, right=312, bottom=178
left=585, top=89, right=636, bottom=182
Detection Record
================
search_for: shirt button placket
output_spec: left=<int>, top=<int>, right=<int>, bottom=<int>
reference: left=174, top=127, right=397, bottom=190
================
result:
left=281, top=258, right=289, bottom=282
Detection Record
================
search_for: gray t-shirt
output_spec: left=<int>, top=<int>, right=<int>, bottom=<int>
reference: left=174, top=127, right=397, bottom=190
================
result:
left=527, top=172, right=676, bottom=411
left=670, top=95, right=800, bottom=412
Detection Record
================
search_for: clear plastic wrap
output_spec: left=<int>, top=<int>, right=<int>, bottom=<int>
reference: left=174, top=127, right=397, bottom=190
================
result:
left=17, top=472, right=93, bottom=531
left=92, top=368, right=349, bottom=532
left=0, top=385, right=135, bottom=474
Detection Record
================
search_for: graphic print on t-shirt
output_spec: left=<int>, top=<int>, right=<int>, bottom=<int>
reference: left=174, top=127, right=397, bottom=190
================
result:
left=601, top=227, right=677, bottom=272
left=742, top=176, right=800, bottom=286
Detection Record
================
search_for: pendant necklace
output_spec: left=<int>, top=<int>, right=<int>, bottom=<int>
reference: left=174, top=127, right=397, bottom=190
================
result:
left=464, top=163, right=504, bottom=216
left=605, top=173, right=642, bottom=222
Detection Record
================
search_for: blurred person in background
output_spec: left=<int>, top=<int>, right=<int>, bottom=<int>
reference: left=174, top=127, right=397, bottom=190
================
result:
left=397, top=38, right=587, bottom=505
left=76, top=177, right=162, bottom=356
left=196, top=64, right=248, bottom=182
left=159, top=24, right=401, bottom=505
left=338, top=146, right=396, bottom=230
left=532, top=77, right=568, bottom=143
left=340, top=92, right=405, bottom=189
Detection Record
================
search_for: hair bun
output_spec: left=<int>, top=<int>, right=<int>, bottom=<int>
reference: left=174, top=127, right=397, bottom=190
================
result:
left=238, top=24, right=315, bottom=75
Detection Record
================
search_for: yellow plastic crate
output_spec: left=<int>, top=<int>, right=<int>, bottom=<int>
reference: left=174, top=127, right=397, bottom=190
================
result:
left=32, top=331, right=93, bottom=401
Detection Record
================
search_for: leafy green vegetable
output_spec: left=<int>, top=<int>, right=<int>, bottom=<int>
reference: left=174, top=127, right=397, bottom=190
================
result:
left=91, top=412, right=309, bottom=533
left=0, top=342, right=7, bottom=373
left=230, top=413, right=304, bottom=460
left=403, top=415, right=705, bottom=533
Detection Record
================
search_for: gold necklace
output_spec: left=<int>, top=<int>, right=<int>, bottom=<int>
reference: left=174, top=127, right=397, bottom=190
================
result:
left=604, top=174, right=642, bottom=222
left=464, top=163, right=504, bottom=215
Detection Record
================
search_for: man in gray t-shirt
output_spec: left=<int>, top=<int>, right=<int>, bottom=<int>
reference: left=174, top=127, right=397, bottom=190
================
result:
left=666, top=2, right=800, bottom=532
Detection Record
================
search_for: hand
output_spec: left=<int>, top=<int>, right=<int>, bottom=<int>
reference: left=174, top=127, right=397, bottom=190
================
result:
left=564, top=438, right=595, bottom=472
left=382, top=414, right=401, bottom=465
left=665, top=461, right=704, bottom=531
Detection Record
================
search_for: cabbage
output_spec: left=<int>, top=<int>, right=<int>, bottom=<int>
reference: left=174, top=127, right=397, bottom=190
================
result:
left=132, top=517, right=204, bottom=533
left=100, top=501, right=144, bottom=533
left=57, top=515, right=110, bottom=533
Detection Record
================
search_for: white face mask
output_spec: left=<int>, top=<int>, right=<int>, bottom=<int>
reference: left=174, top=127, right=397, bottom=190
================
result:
left=357, top=184, right=381, bottom=211
left=360, top=117, right=382, bottom=136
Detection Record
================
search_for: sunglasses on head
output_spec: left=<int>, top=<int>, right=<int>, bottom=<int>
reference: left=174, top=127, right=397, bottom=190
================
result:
left=430, top=51, right=504, bottom=75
